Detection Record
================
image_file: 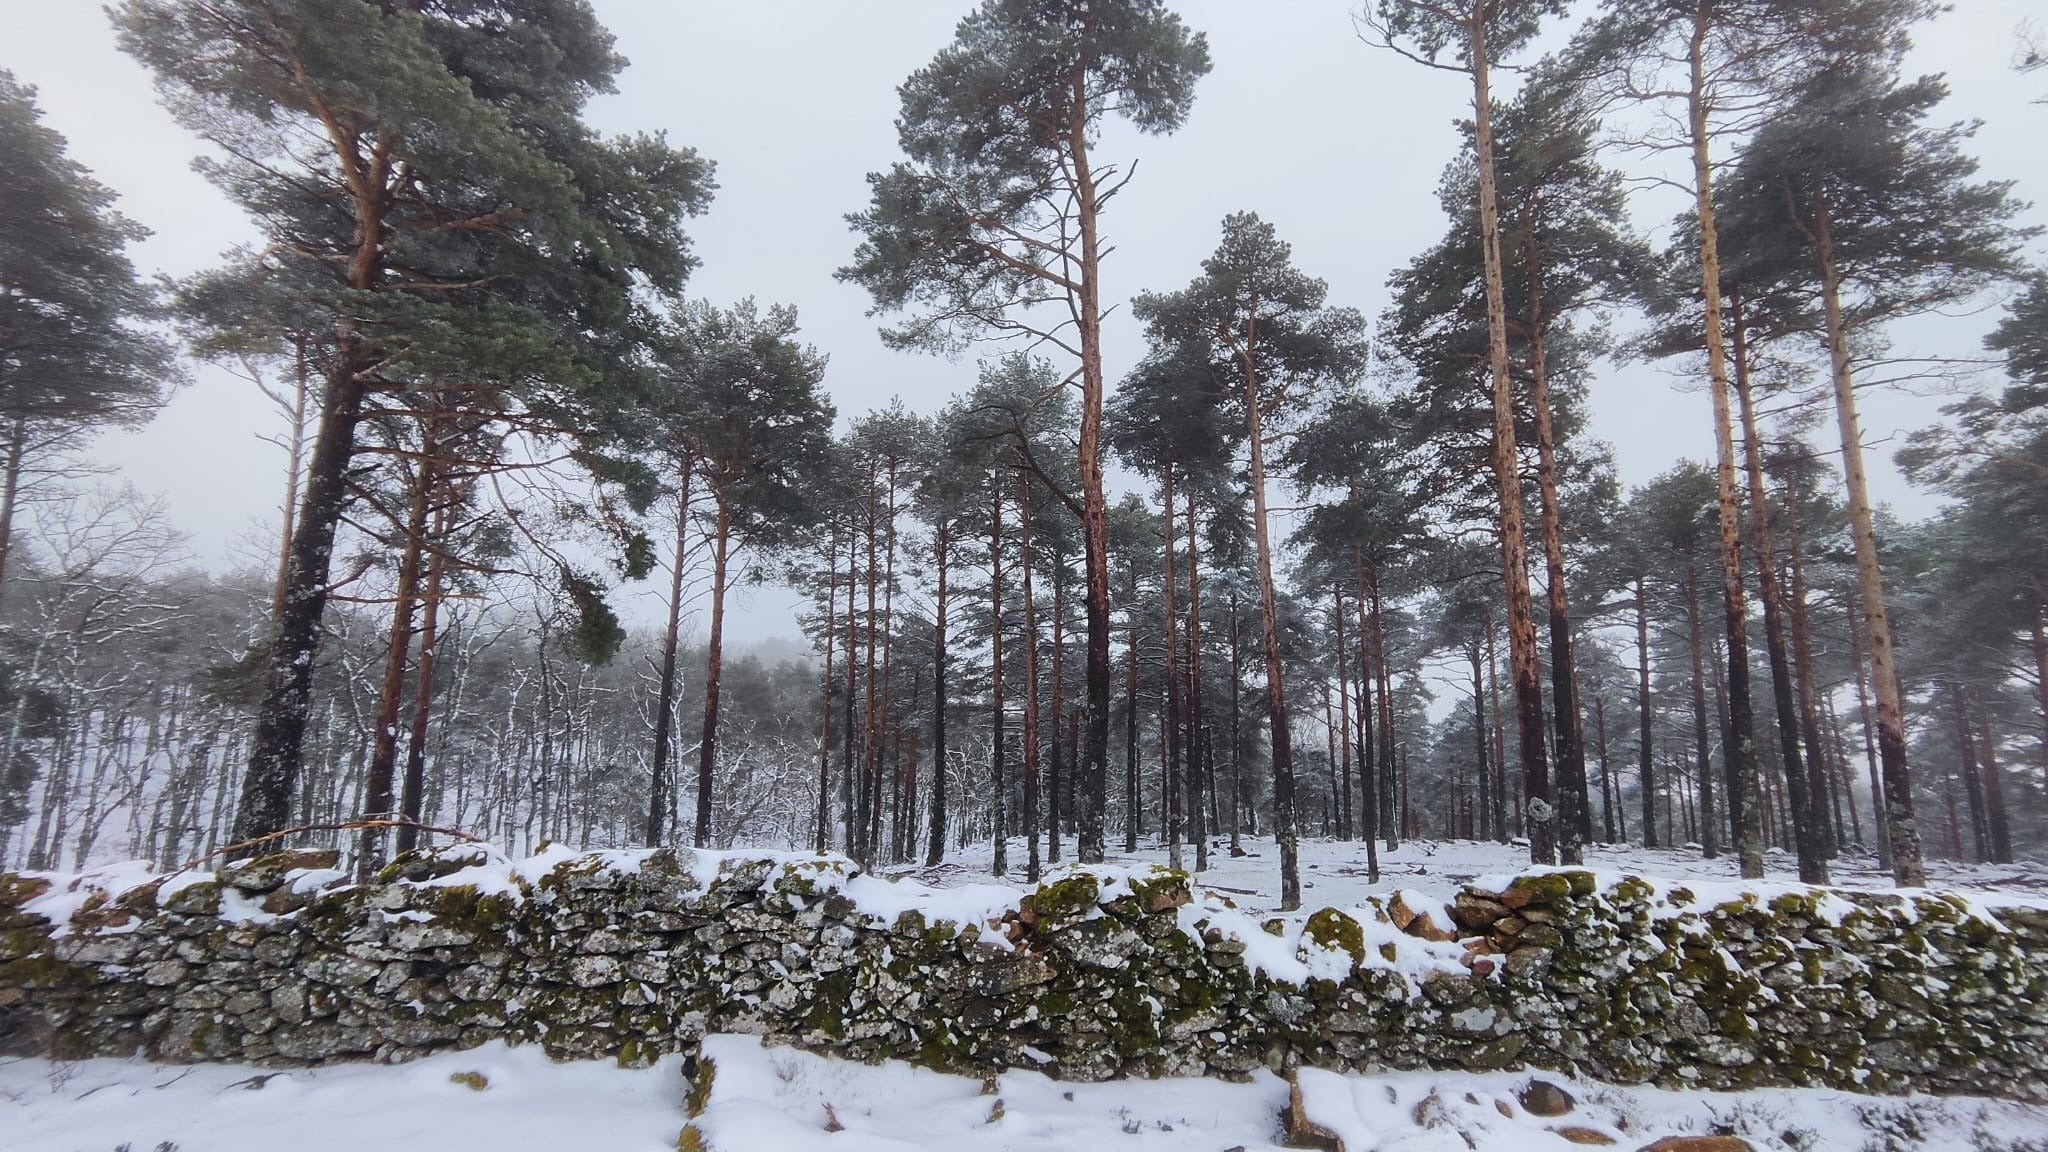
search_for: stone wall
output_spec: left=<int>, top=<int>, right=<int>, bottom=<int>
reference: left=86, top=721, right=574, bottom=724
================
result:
left=3, top=846, right=2045, bottom=1101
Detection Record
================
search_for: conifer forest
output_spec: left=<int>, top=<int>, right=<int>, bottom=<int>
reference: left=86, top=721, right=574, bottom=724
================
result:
left=6, top=0, right=2048, bottom=918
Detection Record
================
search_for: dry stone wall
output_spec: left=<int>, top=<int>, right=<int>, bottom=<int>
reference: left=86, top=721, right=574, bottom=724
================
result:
left=2, top=846, right=2045, bottom=1101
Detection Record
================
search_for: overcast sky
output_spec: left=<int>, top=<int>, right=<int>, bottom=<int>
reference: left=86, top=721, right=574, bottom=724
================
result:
left=2, top=0, right=2042, bottom=649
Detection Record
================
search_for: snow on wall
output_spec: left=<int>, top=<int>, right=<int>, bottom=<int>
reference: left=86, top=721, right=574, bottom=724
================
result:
left=2, top=845, right=2045, bottom=1100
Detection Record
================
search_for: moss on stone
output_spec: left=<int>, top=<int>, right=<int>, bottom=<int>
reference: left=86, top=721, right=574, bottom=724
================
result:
left=1609, top=876, right=1655, bottom=905
left=1506, top=874, right=1577, bottom=905
left=1027, top=875, right=1101, bottom=928
left=774, top=861, right=837, bottom=900
left=0, top=873, right=53, bottom=911
left=804, top=972, right=853, bottom=1040
left=617, top=1036, right=661, bottom=1069
left=1302, top=909, right=1367, bottom=966
left=0, top=952, right=92, bottom=989
left=0, top=926, right=50, bottom=961
left=1106, top=982, right=1161, bottom=1057
left=915, top=1027, right=980, bottom=1075
left=684, top=1054, right=717, bottom=1118
left=1127, top=870, right=1191, bottom=915
left=1768, top=891, right=1823, bottom=917
left=293, top=886, right=371, bottom=939
left=422, top=883, right=517, bottom=935
left=7, top=849, right=2043, bottom=1103
left=161, top=880, right=223, bottom=917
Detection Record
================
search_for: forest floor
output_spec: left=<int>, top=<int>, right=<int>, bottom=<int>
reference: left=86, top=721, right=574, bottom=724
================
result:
left=885, top=833, right=2048, bottom=914
left=6, top=1031, right=2046, bottom=1152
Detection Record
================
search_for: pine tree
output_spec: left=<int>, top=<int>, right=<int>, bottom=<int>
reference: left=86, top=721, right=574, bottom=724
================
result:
left=1717, top=61, right=2033, bottom=885
left=1109, top=337, right=1239, bottom=872
left=0, top=71, right=173, bottom=604
left=656, top=301, right=834, bottom=850
left=117, top=0, right=714, bottom=854
left=841, top=0, right=1210, bottom=865
left=1985, top=275, right=2048, bottom=414
left=1642, top=232, right=1836, bottom=881
left=1390, top=72, right=1650, bottom=865
left=1290, top=391, right=1429, bottom=865
left=1364, top=0, right=1568, bottom=866
left=914, top=404, right=990, bottom=866
left=1573, top=0, right=1941, bottom=879
left=1132, top=213, right=1368, bottom=909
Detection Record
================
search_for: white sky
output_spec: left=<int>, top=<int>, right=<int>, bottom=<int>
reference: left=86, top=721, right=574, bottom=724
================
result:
left=2, top=0, right=2041, bottom=648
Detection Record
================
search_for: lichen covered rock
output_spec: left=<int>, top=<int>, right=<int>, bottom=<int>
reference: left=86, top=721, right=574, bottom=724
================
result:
left=0, top=848, right=2043, bottom=1102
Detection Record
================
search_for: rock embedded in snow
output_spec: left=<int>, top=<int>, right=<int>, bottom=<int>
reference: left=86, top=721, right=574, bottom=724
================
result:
left=1516, top=1077, right=1576, bottom=1116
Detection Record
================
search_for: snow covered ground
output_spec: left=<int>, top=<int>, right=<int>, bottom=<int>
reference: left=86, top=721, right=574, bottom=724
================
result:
left=889, top=834, right=2048, bottom=914
left=6, top=1033, right=2045, bottom=1152
left=8, top=836, right=2047, bottom=1150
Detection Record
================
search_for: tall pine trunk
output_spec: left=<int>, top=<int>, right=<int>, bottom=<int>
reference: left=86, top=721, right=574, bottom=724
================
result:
left=989, top=481, right=1008, bottom=877
left=1065, top=62, right=1111, bottom=866
left=816, top=529, right=837, bottom=854
left=1354, top=549, right=1379, bottom=851
left=357, top=416, right=436, bottom=878
left=1124, top=560, right=1141, bottom=854
left=859, top=468, right=881, bottom=864
left=1597, top=695, right=1622, bottom=843
left=1371, top=568, right=1400, bottom=851
left=1783, top=475, right=1852, bottom=847
left=1636, top=579, right=1657, bottom=848
left=1487, top=604, right=1509, bottom=841
left=1018, top=472, right=1041, bottom=882
left=395, top=498, right=450, bottom=856
left=1847, top=606, right=1891, bottom=869
left=234, top=358, right=370, bottom=852
left=1162, top=465, right=1184, bottom=872
left=1048, top=557, right=1065, bottom=863
left=1812, top=190, right=1925, bottom=886
left=1730, top=298, right=1827, bottom=882
left=1335, top=590, right=1353, bottom=841
left=1355, top=562, right=1380, bottom=882
left=1685, top=9, right=1764, bottom=879
left=1470, top=644, right=1488, bottom=840
left=1234, top=309, right=1298, bottom=909
left=1522, top=230, right=1590, bottom=864
left=649, top=463, right=692, bottom=846
left=1686, top=567, right=1718, bottom=858
left=1229, top=591, right=1246, bottom=838
left=231, top=136, right=395, bottom=854
left=877, top=461, right=900, bottom=861
left=1185, top=488, right=1211, bottom=868
left=842, top=515, right=859, bottom=853
left=1975, top=705, right=2012, bottom=864
left=1950, top=687, right=1989, bottom=863
left=1467, top=9, right=1551, bottom=865
left=267, top=339, right=312, bottom=626
left=694, top=499, right=732, bottom=849
left=925, top=521, right=950, bottom=866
